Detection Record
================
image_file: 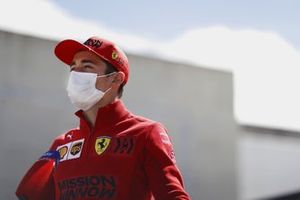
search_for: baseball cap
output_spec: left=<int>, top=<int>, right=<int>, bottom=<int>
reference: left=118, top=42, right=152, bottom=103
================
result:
left=54, top=36, right=129, bottom=84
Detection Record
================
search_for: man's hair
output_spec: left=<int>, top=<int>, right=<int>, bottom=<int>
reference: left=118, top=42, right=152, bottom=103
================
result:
left=104, top=61, right=125, bottom=98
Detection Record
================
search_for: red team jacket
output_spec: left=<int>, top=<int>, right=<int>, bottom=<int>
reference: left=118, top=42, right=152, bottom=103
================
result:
left=17, top=100, right=190, bottom=200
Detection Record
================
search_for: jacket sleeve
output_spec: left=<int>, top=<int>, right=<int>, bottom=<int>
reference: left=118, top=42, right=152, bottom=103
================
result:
left=16, top=140, right=59, bottom=200
left=144, top=123, right=190, bottom=200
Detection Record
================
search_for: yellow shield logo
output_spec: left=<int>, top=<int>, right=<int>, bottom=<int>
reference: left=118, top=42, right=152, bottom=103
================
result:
left=95, top=136, right=111, bottom=155
left=58, top=146, right=68, bottom=159
left=112, top=51, right=118, bottom=60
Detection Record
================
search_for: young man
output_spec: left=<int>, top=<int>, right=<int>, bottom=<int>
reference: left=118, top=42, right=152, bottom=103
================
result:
left=16, top=36, right=190, bottom=200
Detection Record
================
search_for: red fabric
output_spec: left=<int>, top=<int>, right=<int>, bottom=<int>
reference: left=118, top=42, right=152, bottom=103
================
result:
left=17, top=100, right=190, bottom=200
left=16, top=159, right=55, bottom=200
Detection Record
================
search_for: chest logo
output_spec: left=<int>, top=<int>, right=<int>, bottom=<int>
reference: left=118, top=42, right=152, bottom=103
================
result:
left=58, top=146, right=68, bottom=159
left=95, top=136, right=111, bottom=155
left=56, top=138, right=84, bottom=162
left=70, top=141, right=83, bottom=156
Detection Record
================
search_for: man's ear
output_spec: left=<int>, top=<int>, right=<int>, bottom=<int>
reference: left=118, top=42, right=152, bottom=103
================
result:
left=111, top=72, right=125, bottom=86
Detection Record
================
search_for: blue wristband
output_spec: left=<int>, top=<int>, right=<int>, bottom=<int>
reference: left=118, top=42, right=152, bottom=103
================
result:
left=39, top=150, right=60, bottom=167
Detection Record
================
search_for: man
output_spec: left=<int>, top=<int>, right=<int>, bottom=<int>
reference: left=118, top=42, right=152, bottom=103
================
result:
left=16, top=36, right=190, bottom=200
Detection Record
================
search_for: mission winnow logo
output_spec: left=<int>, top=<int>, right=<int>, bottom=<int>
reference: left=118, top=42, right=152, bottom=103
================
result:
left=58, top=175, right=116, bottom=200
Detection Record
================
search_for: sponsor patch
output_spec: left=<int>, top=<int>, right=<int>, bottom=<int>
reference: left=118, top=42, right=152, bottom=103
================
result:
left=159, top=132, right=171, bottom=144
left=113, top=137, right=134, bottom=154
left=70, top=141, right=83, bottom=156
left=95, top=136, right=111, bottom=155
left=58, top=146, right=68, bottom=160
left=58, top=175, right=116, bottom=199
left=56, top=139, right=84, bottom=162
left=159, top=132, right=176, bottom=163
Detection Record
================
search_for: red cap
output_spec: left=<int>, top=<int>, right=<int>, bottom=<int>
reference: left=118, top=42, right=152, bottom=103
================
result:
left=54, top=36, right=129, bottom=84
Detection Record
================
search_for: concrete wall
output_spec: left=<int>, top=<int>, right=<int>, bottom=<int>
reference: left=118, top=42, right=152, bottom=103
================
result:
left=238, top=130, right=300, bottom=200
left=0, top=30, right=237, bottom=199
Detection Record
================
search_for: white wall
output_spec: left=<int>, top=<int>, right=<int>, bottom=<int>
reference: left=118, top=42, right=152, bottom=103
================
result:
left=238, top=132, right=300, bottom=199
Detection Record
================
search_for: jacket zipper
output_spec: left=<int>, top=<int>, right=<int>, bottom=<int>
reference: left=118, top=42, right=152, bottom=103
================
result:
left=85, top=126, right=95, bottom=160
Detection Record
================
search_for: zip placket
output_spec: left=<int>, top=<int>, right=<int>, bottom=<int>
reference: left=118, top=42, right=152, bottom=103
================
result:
left=85, top=126, right=96, bottom=160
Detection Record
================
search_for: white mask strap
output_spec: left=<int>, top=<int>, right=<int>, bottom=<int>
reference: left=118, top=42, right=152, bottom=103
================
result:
left=97, top=72, right=117, bottom=78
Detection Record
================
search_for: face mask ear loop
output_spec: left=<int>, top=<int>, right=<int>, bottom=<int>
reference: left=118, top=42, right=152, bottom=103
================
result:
left=95, top=72, right=117, bottom=93
left=97, top=72, right=117, bottom=78
left=95, top=75, right=115, bottom=94
left=103, top=87, right=112, bottom=94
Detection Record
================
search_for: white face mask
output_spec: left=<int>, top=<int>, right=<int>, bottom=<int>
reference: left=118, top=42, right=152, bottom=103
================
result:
left=66, top=71, right=114, bottom=111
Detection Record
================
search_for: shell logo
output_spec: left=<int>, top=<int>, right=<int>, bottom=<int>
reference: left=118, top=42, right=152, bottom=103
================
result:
left=58, top=146, right=68, bottom=159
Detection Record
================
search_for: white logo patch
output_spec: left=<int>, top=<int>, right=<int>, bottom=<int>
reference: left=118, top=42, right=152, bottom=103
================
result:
left=159, top=132, right=171, bottom=144
left=56, top=139, right=84, bottom=162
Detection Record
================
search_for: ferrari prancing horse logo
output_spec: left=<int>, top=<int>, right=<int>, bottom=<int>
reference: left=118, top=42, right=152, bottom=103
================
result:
left=95, top=136, right=111, bottom=155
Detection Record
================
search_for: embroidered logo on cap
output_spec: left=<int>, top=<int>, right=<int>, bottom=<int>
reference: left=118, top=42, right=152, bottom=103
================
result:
left=112, top=51, right=118, bottom=60
left=84, top=38, right=103, bottom=48
left=95, top=136, right=111, bottom=155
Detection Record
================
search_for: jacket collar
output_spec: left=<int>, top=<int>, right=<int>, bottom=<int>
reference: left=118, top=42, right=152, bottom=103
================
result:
left=75, top=100, right=130, bottom=133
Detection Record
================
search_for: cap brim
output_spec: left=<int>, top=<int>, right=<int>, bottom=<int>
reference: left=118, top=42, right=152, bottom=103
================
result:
left=54, top=39, right=91, bottom=66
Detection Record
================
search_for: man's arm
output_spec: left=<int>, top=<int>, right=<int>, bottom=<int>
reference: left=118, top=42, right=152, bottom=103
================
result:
left=144, top=123, right=190, bottom=200
left=15, top=145, right=60, bottom=200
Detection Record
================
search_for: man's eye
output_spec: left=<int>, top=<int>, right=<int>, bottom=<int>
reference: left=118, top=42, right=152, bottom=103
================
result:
left=69, top=65, right=75, bottom=71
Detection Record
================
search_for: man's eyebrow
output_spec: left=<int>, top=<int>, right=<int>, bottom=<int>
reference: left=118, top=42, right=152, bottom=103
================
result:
left=81, top=59, right=97, bottom=65
left=70, top=59, right=97, bottom=66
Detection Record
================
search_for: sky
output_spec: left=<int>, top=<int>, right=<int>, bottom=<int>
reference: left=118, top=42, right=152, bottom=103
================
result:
left=52, top=0, right=300, bottom=49
left=0, top=0, right=300, bottom=131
